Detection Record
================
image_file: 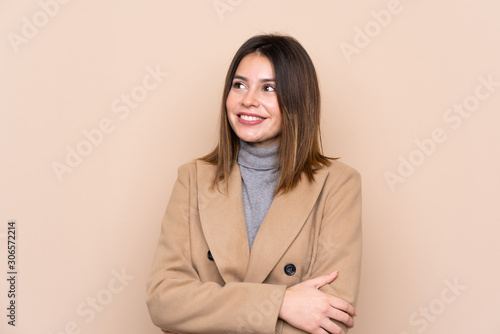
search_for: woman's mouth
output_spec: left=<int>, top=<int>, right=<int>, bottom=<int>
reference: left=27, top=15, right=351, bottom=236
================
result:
left=237, top=113, right=266, bottom=125
left=239, top=114, right=265, bottom=121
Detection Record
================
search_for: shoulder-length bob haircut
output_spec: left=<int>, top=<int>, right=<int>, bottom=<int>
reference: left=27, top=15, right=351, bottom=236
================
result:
left=200, top=33, right=333, bottom=195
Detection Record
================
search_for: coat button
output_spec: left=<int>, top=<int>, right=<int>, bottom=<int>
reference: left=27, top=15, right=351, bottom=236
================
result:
left=207, top=250, right=214, bottom=261
left=284, top=263, right=296, bottom=276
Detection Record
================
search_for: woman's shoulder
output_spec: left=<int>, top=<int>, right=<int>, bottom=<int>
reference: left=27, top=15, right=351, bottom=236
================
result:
left=176, top=160, right=217, bottom=178
left=319, top=159, right=361, bottom=188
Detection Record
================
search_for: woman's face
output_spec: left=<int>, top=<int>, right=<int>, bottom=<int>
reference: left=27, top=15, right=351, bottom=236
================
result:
left=226, top=53, right=282, bottom=148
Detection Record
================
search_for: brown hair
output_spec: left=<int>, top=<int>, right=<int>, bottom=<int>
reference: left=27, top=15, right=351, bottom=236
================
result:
left=200, top=34, right=334, bottom=195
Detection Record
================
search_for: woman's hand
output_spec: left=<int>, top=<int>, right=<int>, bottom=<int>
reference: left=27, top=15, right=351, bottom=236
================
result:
left=278, top=271, right=356, bottom=334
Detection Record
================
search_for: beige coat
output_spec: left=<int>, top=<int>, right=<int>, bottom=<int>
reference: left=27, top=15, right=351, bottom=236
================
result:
left=146, top=159, right=362, bottom=334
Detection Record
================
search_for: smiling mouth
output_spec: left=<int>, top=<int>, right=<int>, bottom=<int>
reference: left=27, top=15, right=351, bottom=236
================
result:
left=239, top=114, right=265, bottom=121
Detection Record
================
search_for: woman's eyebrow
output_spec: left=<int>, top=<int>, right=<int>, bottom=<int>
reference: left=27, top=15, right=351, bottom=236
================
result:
left=233, top=74, right=275, bottom=83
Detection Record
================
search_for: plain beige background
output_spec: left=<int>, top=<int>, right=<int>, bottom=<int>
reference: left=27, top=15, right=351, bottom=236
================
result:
left=1, top=0, right=499, bottom=333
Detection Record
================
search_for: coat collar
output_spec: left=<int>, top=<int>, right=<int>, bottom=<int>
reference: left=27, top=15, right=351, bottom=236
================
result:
left=196, top=161, right=328, bottom=283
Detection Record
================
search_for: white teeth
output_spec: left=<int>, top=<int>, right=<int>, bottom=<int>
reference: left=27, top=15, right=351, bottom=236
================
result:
left=240, top=114, right=265, bottom=121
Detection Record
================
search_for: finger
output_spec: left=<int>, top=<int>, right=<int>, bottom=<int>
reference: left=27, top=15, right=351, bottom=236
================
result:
left=319, top=318, right=345, bottom=334
left=313, top=326, right=333, bottom=334
left=309, top=271, right=338, bottom=289
left=328, top=296, right=356, bottom=317
left=327, top=307, right=354, bottom=328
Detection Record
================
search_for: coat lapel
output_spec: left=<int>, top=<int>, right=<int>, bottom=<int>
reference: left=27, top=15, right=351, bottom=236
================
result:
left=197, top=161, right=329, bottom=284
left=244, top=168, right=328, bottom=283
left=196, top=161, right=250, bottom=283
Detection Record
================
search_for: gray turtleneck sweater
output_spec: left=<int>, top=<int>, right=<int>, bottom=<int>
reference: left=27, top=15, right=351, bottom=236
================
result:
left=237, top=140, right=280, bottom=248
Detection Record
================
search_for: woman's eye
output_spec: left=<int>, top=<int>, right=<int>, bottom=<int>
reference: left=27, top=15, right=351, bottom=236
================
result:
left=232, top=82, right=245, bottom=89
left=263, top=85, right=276, bottom=92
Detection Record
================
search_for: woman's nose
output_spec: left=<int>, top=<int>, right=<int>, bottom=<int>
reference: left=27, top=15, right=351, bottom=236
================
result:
left=242, top=89, right=260, bottom=107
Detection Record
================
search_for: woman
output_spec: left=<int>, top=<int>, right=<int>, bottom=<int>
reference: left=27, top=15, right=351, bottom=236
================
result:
left=146, top=34, right=362, bottom=334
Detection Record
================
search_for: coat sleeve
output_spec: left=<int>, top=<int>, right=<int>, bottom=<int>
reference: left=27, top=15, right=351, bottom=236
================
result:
left=146, top=163, right=287, bottom=334
left=310, top=165, right=362, bottom=333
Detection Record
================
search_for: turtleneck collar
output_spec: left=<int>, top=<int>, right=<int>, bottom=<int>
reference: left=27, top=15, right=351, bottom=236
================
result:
left=237, top=140, right=278, bottom=171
